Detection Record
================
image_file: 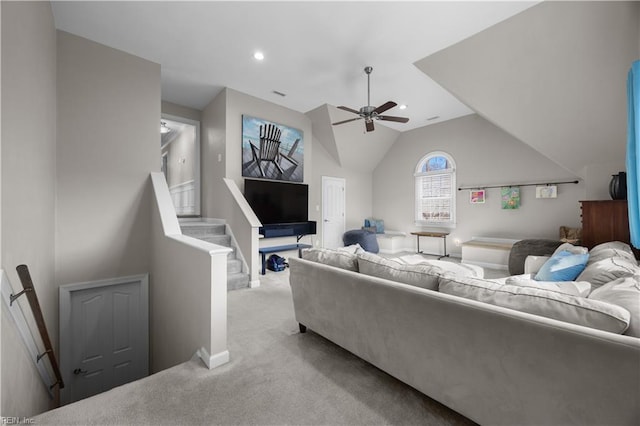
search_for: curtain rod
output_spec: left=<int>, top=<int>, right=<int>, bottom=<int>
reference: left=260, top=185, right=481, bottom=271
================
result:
left=458, top=180, right=580, bottom=191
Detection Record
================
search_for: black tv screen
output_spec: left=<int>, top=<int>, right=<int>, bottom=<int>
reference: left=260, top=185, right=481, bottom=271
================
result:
left=244, top=179, right=308, bottom=225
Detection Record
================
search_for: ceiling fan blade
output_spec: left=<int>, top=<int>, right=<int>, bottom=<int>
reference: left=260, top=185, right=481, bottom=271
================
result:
left=332, top=117, right=362, bottom=126
left=337, top=106, right=360, bottom=115
left=378, top=115, right=409, bottom=123
left=365, top=120, right=375, bottom=132
left=373, top=101, right=397, bottom=115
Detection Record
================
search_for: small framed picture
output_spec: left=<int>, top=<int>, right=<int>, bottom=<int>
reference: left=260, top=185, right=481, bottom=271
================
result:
left=536, top=185, right=557, bottom=199
left=470, top=189, right=485, bottom=204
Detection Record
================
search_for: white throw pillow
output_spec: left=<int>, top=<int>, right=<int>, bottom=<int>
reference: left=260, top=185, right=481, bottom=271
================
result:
left=438, top=275, right=630, bottom=334
left=337, top=243, right=365, bottom=255
left=553, top=242, right=589, bottom=257
left=589, top=275, right=640, bottom=338
left=506, top=275, right=591, bottom=297
left=301, top=248, right=359, bottom=272
left=576, top=257, right=640, bottom=289
left=357, top=252, right=444, bottom=290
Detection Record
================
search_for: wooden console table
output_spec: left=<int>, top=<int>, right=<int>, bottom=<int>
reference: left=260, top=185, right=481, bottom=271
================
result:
left=410, top=231, right=450, bottom=259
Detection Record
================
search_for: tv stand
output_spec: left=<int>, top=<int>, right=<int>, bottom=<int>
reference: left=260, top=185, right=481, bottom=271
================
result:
left=259, top=221, right=317, bottom=239
left=258, top=222, right=317, bottom=275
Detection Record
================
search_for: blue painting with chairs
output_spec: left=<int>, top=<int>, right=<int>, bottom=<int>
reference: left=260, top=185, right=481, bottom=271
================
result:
left=241, top=115, right=304, bottom=182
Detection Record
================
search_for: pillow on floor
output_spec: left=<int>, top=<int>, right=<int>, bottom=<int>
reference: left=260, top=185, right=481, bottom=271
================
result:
left=534, top=250, right=589, bottom=282
left=439, top=275, right=630, bottom=334
left=301, top=248, right=359, bottom=272
left=589, top=275, right=640, bottom=338
left=357, top=252, right=444, bottom=290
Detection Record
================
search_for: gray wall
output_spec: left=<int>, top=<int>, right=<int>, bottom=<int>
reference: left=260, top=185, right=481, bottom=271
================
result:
left=1, top=1, right=57, bottom=417
left=373, top=115, right=584, bottom=256
left=201, top=89, right=227, bottom=218
left=416, top=1, right=639, bottom=199
left=56, top=31, right=160, bottom=285
left=311, top=137, right=375, bottom=247
left=201, top=88, right=316, bottom=247
left=161, top=101, right=201, bottom=123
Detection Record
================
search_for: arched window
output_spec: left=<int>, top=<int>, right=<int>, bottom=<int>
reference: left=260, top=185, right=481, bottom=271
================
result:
left=415, top=151, right=456, bottom=227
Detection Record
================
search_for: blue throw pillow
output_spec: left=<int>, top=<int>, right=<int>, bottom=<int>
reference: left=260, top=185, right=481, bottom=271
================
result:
left=534, top=250, right=589, bottom=282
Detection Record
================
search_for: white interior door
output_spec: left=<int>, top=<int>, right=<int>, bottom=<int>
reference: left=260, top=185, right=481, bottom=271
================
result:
left=322, top=176, right=346, bottom=249
left=59, top=274, right=149, bottom=404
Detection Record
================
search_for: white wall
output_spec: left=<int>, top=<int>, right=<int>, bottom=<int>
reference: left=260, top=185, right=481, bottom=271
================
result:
left=163, top=126, right=196, bottom=188
left=373, top=115, right=584, bottom=257
left=1, top=1, right=57, bottom=417
left=56, top=31, right=160, bottom=285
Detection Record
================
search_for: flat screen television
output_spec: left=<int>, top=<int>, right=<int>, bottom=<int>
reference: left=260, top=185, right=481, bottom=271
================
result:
left=244, top=179, right=308, bottom=225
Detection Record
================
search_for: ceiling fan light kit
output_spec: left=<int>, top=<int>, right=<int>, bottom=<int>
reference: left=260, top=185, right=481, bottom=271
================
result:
left=332, top=66, right=409, bottom=132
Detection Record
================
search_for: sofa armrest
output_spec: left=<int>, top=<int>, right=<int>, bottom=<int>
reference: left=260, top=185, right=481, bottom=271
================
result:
left=524, top=255, right=550, bottom=274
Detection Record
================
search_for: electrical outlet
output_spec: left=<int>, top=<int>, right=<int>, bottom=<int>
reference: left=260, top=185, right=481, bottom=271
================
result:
left=454, top=238, right=462, bottom=247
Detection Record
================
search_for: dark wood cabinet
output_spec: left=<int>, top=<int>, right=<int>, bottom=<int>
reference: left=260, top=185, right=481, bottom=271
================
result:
left=580, top=200, right=630, bottom=249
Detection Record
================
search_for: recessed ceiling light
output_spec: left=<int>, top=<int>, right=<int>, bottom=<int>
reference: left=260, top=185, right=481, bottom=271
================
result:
left=399, top=104, right=407, bottom=110
left=253, top=51, right=264, bottom=61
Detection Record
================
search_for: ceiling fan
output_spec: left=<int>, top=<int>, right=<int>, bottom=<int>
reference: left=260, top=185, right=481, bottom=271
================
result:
left=332, top=66, right=409, bottom=132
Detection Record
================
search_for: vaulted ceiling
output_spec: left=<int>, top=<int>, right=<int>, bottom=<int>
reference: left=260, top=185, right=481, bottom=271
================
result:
left=51, top=1, right=537, bottom=133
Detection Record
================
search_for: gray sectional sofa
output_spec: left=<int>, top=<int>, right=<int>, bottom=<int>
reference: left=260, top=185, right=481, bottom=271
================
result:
left=288, top=243, right=640, bottom=426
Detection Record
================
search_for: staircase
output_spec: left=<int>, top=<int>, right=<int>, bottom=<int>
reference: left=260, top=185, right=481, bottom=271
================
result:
left=180, top=220, right=250, bottom=291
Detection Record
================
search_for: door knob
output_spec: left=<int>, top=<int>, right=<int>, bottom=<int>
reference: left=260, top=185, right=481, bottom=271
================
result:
left=73, top=368, right=87, bottom=375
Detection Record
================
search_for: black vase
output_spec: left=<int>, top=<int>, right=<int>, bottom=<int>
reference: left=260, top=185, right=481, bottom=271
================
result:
left=609, top=172, right=627, bottom=200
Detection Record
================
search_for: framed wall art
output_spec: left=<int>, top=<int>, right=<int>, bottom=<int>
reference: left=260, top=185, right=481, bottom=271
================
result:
left=470, top=189, right=485, bottom=204
left=241, top=115, right=304, bottom=182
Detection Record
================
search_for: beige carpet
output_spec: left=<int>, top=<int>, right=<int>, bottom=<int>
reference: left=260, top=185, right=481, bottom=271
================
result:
left=35, top=258, right=486, bottom=425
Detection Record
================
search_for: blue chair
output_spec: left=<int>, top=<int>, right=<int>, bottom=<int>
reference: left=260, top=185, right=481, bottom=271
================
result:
left=343, top=229, right=379, bottom=253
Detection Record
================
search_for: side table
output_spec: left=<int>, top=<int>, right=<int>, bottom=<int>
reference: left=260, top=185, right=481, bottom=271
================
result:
left=410, top=231, right=450, bottom=259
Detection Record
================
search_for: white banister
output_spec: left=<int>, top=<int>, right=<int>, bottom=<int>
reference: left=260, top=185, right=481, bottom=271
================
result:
left=222, top=178, right=262, bottom=286
left=149, top=172, right=231, bottom=372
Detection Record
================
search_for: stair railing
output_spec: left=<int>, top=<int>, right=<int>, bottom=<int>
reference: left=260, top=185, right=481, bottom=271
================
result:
left=9, top=265, right=64, bottom=396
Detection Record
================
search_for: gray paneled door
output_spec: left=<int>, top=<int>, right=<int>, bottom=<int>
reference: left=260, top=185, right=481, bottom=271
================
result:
left=59, top=274, right=149, bottom=405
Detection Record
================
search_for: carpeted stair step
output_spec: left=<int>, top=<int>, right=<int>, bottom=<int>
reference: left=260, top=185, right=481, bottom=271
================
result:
left=180, top=222, right=226, bottom=238
left=227, top=272, right=250, bottom=291
left=227, top=258, right=242, bottom=275
left=179, top=219, right=250, bottom=291
left=198, top=234, right=232, bottom=247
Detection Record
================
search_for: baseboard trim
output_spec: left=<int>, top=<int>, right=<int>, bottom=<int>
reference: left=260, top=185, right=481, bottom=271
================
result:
left=249, top=279, right=261, bottom=288
left=197, top=347, right=230, bottom=370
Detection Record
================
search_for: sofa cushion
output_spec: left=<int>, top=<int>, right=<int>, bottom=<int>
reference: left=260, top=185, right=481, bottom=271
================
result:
left=576, top=257, right=640, bottom=289
left=589, top=275, right=640, bottom=338
left=357, top=252, right=444, bottom=290
left=588, top=241, right=636, bottom=264
left=392, top=254, right=483, bottom=278
left=534, top=250, right=589, bottom=282
left=438, top=275, right=630, bottom=334
left=301, top=248, right=359, bottom=272
left=506, top=275, right=591, bottom=297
